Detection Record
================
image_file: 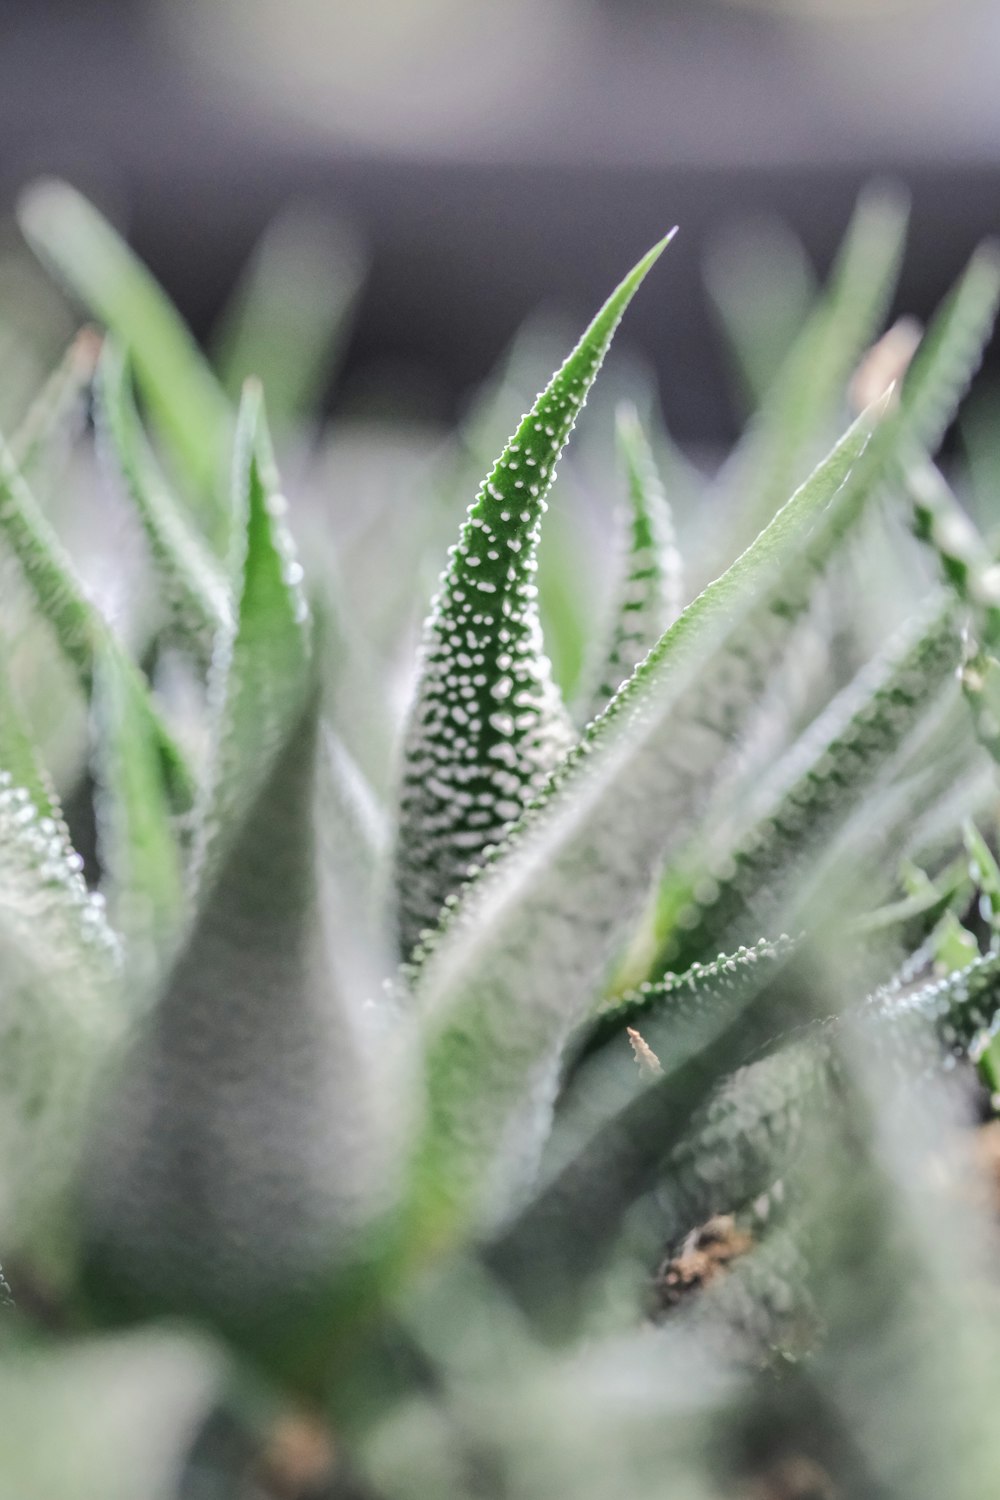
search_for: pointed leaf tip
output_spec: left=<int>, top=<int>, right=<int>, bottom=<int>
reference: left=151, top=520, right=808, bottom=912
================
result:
left=394, top=235, right=674, bottom=959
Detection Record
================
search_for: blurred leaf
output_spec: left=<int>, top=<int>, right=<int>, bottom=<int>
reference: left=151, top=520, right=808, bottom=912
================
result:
left=0, top=1329, right=226, bottom=1500
left=0, top=429, right=196, bottom=812
left=711, top=186, right=908, bottom=557
left=95, top=339, right=230, bottom=668
left=9, top=327, right=100, bottom=476
left=0, top=641, right=60, bottom=822
left=705, top=216, right=818, bottom=411
left=583, top=403, right=683, bottom=720
left=81, top=390, right=401, bottom=1372
left=214, top=207, right=365, bottom=434
left=90, top=639, right=186, bottom=979
left=655, top=597, right=959, bottom=973
left=18, top=180, right=231, bottom=541
left=0, top=767, right=122, bottom=1253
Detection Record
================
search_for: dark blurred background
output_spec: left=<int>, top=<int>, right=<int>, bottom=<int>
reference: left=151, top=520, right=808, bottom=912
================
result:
left=3, top=0, right=1000, bottom=445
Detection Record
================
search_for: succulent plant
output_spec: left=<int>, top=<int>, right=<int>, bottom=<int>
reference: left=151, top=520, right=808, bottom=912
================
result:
left=2, top=180, right=1000, bottom=1498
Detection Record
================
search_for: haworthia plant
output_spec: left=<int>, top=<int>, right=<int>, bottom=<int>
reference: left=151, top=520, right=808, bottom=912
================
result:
left=393, top=233, right=675, bottom=961
left=4, top=183, right=1000, bottom=1499
left=406, top=402, right=888, bottom=1245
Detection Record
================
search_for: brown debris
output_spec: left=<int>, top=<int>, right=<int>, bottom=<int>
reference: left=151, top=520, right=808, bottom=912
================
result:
left=627, top=1025, right=662, bottom=1076
left=742, top=1454, right=839, bottom=1500
left=256, top=1413, right=336, bottom=1499
left=848, top=316, right=921, bottom=415
left=654, top=1214, right=754, bottom=1311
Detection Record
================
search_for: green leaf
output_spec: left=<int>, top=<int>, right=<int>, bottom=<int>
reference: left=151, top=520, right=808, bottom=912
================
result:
left=95, top=339, right=230, bottom=668
left=0, top=1330, right=226, bottom=1500
left=585, top=934, right=798, bottom=1064
left=705, top=216, right=818, bottom=411
left=0, top=767, right=122, bottom=1252
left=9, top=326, right=100, bottom=476
left=711, top=186, right=908, bottom=557
left=405, top=398, right=886, bottom=1248
left=0, top=428, right=197, bottom=812
left=583, top=403, right=683, bottom=719
left=963, top=819, right=1000, bottom=930
left=654, top=597, right=960, bottom=973
left=18, top=179, right=232, bottom=541
left=192, top=382, right=313, bottom=893
left=897, top=241, right=1000, bottom=459
left=545, top=936, right=798, bottom=1193
left=90, top=639, right=186, bottom=979
left=81, top=390, right=399, bottom=1367
left=213, top=207, right=365, bottom=434
left=0, top=639, right=60, bottom=822
left=393, top=233, right=676, bottom=960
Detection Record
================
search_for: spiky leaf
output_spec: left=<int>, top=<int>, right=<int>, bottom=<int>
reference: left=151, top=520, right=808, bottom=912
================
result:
left=655, top=598, right=960, bottom=972
left=584, top=403, right=683, bottom=718
left=393, top=233, right=675, bottom=959
left=0, top=769, right=122, bottom=1250
left=406, top=400, right=885, bottom=1247
left=0, top=429, right=196, bottom=811
left=81, top=390, right=399, bottom=1364
left=95, top=340, right=230, bottom=667
left=90, top=639, right=186, bottom=978
left=18, top=179, right=231, bottom=540
left=711, top=187, right=908, bottom=556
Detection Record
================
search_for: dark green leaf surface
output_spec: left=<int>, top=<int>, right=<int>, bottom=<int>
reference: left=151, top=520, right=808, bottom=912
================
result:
left=394, top=233, right=675, bottom=960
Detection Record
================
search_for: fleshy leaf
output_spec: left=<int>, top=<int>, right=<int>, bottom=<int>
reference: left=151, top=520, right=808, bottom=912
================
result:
left=213, top=207, right=365, bottom=434
left=81, top=389, right=401, bottom=1363
left=0, top=640, right=60, bottom=822
left=710, top=187, right=908, bottom=557
left=0, top=429, right=196, bottom=812
left=543, top=936, right=798, bottom=1194
left=655, top=597, right=960, bottom=973
left=0, top=1330, right=226, bottom=1500
left=90, top=639, right=186, bottom=980
left=583, top=403, right=683, bottom=719
left=95, top=339, right=230, bottom=668
left=191, top=383, right=312, bottom=893
left=9, top=326, right=100, bottom=476
left=405, top=400, right=886, bottom=1247
left=0, top=768, right=122, bottom=1251
left=393, top=233, right=675, bottom=959
left=18, top=179, right=232, bottom=541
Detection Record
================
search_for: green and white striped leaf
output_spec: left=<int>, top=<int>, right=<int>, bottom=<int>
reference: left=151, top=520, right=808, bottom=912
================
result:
left=584, top=403, right=683, bottom=719
left=393, top=234, right=675, bottom=960
left=18, top=179, right=232, bottom=543
left=95, top=339, right=230, bottom=668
